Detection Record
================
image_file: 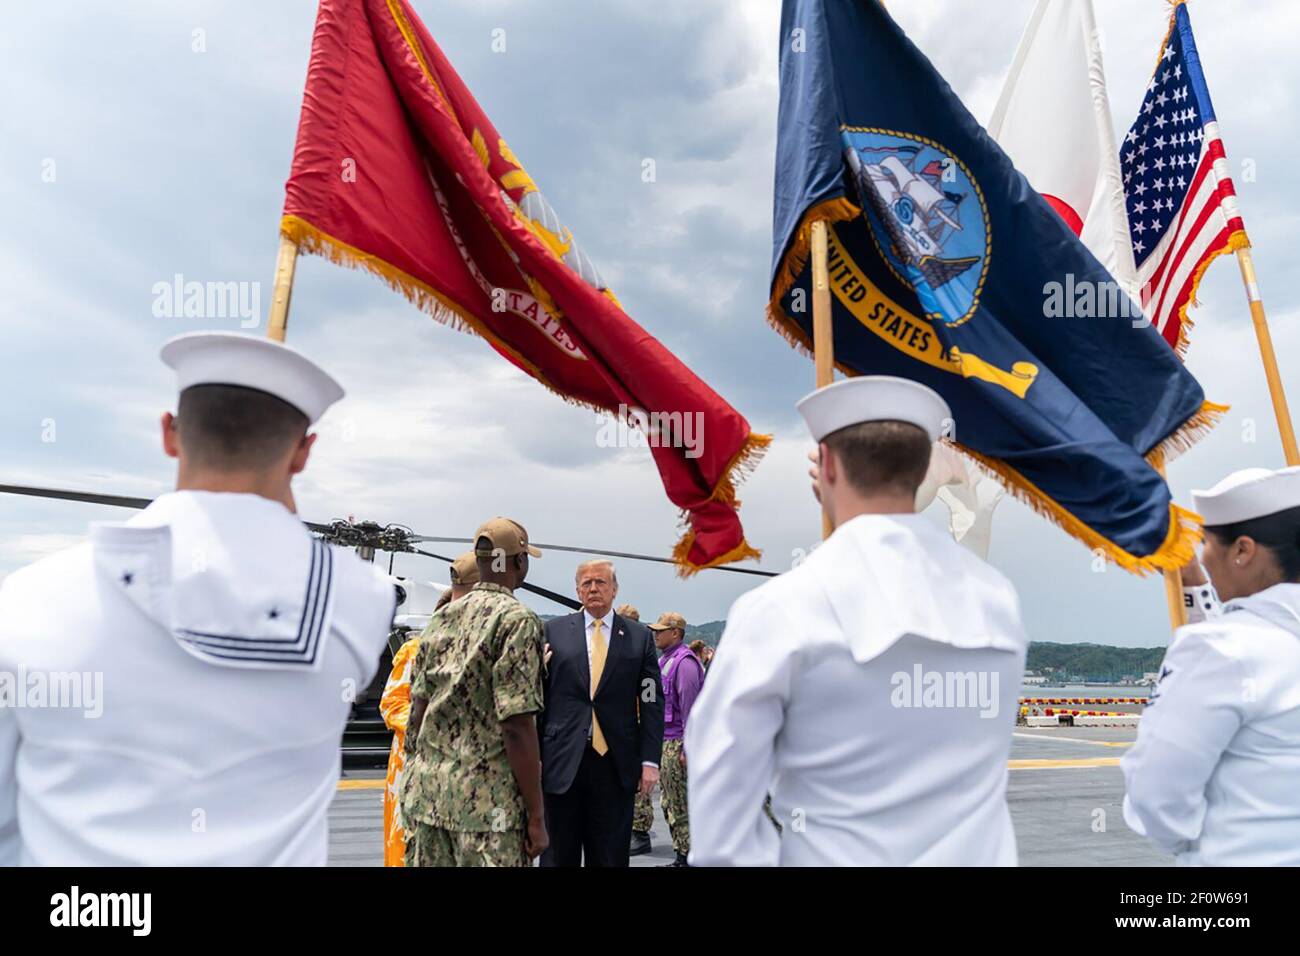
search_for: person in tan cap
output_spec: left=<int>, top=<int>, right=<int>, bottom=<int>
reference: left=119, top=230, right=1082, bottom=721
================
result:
left=401, top=521, right=547, bottom=866
left=647, top=612, right=704, bottom=867
left=446, top=551, right=481, bottom=603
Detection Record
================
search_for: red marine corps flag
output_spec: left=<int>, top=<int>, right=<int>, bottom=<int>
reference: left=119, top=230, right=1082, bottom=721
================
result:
left=279, top=0, right=769, bottom=573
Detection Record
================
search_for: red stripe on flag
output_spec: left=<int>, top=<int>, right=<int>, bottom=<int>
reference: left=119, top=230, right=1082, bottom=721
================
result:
left=1157, top=225, right=1234, bottom=350
left=1149, top=178, right=1224, bottom=323
left=1141, top=142, right=1216, bottom=297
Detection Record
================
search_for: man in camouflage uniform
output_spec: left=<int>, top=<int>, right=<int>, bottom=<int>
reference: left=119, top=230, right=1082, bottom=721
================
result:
left=620, top=604, right=656, bottom=856
left=647, top=612, right=704, bottom=867
left=401, top=518, right=548, bottom=867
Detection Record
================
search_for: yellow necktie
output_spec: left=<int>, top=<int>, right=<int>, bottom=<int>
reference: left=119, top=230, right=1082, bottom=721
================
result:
left=590, top=619, right=609, bottom=755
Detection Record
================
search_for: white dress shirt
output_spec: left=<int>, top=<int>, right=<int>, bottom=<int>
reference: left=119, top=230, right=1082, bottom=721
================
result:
left=1122, top=583, right=1300, bottom=865
left=687, top=513, right=1028, bottom=866
left=0, top=491, right=395, bottom=866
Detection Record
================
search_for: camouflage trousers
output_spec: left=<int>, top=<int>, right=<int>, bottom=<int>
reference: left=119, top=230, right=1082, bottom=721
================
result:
left=660, top=738, right=689, bottom=856
left=632, top=787, right=655, bottom=833
left=404, top=822, right=531, bottom=868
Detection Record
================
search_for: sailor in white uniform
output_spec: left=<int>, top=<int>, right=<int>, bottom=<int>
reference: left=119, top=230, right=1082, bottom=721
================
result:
left=1122, top=466, right=1300, bottom=866
left=686, top=377, right=1029, bottom=866
left=0, top=332, right=396, bottom=866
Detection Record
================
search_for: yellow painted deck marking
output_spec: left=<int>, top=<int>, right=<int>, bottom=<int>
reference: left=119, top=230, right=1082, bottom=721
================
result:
left=1007, top=757, right=1121, bottom=770
left=337, top=779, right=387, bottom=790
left=1013, top=733, right=1132, bottom=748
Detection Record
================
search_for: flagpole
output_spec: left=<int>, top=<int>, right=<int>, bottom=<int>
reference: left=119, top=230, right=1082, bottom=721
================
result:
left=1152, top=455, right=1186, bottom=631
left=811, top=221, right=835, bottom=540
left=1161, top=566, right=1186, bottom=630
left=267, top=236, right=300, bottom=342
left=1233, top=246, right=1300, bottom=466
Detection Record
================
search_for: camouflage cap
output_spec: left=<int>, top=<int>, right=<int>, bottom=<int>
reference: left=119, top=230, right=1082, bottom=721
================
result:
left=449, top=551, right=480, bottom=586
left=473, top=517, right=542, bottom=559
left=647, top=611, right=687, bottom=632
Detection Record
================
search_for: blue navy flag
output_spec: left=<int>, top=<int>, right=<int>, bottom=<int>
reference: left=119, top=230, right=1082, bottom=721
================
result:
left=769, top=0, right=1223, bottom=572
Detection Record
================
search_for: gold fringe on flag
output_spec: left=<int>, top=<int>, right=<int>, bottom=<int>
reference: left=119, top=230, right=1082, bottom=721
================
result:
left=672, top=531, right=764, bottom=576
left=673, top=431, right=773, bottom=576
left=1145, top=399, right=1229, bottom=467
left=767, top=196, right=862, bottom=364
left=280, top=213, right=566, bottom=391
left=1168, top=230, right=1251, bottom=359
left=955, top=441, right=1203, bottom=575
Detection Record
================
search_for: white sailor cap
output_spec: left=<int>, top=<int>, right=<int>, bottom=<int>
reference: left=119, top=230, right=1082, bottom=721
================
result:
left=159, top=332, right=344, bottom=425
left=1192, top=466, right=1300, bottom=527
left=796, top=375, right=952, bottom=443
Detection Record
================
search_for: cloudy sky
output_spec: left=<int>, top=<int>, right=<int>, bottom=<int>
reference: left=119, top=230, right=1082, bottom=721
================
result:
left=1, top=0, right=1294, bottom=646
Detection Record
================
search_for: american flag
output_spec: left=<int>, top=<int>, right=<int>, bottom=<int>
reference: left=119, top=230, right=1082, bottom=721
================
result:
left=1120, top=2, right=1247, bottom=355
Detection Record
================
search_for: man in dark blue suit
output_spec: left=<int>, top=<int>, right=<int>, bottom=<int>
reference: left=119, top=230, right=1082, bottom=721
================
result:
left=539, top=560, right=663, bottom=866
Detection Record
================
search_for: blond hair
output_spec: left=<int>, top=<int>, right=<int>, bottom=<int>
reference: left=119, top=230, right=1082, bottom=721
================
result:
left=575, top=559, right=618, bottom=586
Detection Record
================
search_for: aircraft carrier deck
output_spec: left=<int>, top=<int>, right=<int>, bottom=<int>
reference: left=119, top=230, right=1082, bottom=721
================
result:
left=328, top=724, right=1169, bottom=867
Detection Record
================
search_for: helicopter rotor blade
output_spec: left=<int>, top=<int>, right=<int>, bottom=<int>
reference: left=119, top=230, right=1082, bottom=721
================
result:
left=410, top=548, right=582, bottom=610
left=408, top=535, right=778, bottom=578
left=0, top=483, right=777, bottom=579
left=0, top=483, right=335, bottom=535
left=0, top=483, right=155, bottom=511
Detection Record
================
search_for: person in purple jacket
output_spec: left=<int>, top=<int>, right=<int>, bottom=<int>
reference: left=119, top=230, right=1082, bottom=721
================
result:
left=647, top=612, right=705, bottom=867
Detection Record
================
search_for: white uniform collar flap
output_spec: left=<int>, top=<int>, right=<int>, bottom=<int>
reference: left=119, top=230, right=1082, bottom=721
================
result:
left=93, top=491, right=337, bottom=671
left=813, top=514, right=1026, bottom=664
left=1224, top=583, right=1300, bottom=637
left=91, top=523, right=173, bottom=627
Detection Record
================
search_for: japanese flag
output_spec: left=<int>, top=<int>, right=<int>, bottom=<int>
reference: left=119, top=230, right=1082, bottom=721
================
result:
left=988, top=0, right=1139, bottom=293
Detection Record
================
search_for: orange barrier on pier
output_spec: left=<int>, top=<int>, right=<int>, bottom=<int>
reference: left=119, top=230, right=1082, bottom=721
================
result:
left=1020, top=697, right=1149, bottom=706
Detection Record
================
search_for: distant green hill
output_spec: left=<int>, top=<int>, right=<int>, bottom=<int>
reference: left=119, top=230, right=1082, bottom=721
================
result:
left=541, top=618, right=1164, bottom=682
left=1025, top=642, right=1165, bottom=683
left=692, top=625, right=1164, bottom=682
left=684, top=620, right=725, bottom=645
